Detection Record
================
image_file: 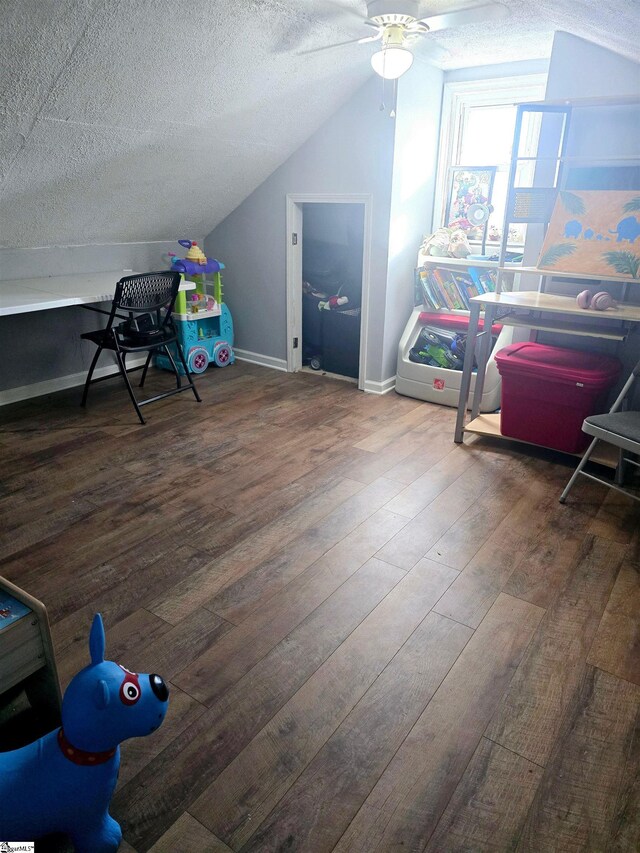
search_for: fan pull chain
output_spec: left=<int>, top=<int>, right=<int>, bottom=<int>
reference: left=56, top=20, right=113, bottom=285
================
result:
left=390, top=78, right=397, bottom=118
left=379, top=77, right=397, bottom=118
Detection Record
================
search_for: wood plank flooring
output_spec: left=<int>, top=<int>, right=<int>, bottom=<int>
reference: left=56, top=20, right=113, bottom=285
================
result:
left=0, top=361, right=638, bottom=852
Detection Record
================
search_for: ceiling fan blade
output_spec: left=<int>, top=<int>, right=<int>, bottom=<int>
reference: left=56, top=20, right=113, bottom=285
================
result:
left=359, top=30, right=383, bottom=43
left=298, top=35, right=377, bottom=55
left=418, top=2, right=509, bottom=33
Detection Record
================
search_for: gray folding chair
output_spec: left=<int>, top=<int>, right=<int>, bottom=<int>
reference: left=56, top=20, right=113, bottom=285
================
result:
left=560, top=357, right=640, bottom=504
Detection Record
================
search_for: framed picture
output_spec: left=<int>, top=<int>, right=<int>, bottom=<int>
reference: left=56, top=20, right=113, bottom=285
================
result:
left=444, top=166, right=496, bottom=251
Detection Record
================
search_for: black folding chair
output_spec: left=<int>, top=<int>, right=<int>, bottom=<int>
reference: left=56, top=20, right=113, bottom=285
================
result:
left=80, top=271, right=201, bottom=424
left=560, top=357, right=640, bottom=504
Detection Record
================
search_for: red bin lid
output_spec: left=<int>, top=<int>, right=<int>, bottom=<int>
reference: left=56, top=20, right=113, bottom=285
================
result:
left=418, top=312, right=502, bottom=336
left=494, top=342, right=621, bottom=386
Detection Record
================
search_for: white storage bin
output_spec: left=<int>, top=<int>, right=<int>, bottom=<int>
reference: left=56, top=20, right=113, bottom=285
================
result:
left=395, top=307, right=513, bottom=411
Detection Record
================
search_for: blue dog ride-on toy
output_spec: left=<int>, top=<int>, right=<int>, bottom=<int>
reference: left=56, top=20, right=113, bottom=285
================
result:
left=0, top=614, right=169, bottom=851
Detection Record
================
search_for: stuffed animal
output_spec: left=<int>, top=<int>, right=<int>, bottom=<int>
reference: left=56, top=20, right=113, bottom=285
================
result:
left=420, top=227, right=471, bottom=259
left=0, top=614, right=169, bottom=851
left=447, top=228, right=471, bottom=258
left=421, top=227, right=449, bottom=257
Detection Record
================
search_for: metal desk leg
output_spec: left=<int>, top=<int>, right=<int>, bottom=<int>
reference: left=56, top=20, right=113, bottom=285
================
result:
left=471, top=303, right=497, bottom=420
left=615, top=448, right=625, bottom=486
left=454, top=301, right=481, bottom=443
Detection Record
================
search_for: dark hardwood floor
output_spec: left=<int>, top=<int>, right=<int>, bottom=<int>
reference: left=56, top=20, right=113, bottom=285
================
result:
left=1, top=361, right=638, bottom=852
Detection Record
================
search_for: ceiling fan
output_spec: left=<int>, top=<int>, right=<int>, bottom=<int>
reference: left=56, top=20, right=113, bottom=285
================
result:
left=302, top=1, right=510, bottom=79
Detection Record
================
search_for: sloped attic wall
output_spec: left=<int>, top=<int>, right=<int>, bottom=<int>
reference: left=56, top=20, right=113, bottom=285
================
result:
left=0, top=0, right=373, bottom=399
left=204, top=64, right=444, bottom=386
left=545, top=31, right=640, bottom=100
left=204, top=75, right=397, bottom=384
left=0, top=0, right=372, bottom=253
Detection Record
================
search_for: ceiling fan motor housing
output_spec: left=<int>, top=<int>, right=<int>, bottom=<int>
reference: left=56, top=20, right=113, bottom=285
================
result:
left=366, top=0, right=421, bottom=25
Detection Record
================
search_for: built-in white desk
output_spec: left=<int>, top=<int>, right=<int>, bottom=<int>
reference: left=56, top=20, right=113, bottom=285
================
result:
left=0, top=272, right=194, bottom=317
left=0, top=272, right=197, bottom=406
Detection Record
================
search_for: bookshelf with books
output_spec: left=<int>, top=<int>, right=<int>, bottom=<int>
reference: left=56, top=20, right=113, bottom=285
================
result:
left=414, top=256, right=503, bottom=315
left=397, top=255, right=513, bottom=410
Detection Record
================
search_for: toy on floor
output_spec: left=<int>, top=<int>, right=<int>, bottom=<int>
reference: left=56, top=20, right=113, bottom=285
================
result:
left=0, top=613, right=169, bottom=852
left=318, top=295, right=349, bottom=311
left=157, top=238, right=234, bottom=374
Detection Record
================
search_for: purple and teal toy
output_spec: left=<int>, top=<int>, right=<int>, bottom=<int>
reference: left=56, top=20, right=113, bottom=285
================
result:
left=158, top=238, right=234, bottom=375
left=169, top=239, right=225, bottom=277
left=0, top=613, right=169, bottom=851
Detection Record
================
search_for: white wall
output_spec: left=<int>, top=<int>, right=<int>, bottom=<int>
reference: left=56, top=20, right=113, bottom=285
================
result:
left=444, top=58, right=550, bottom=85
left=546, top=32, right=640, bottom=198
left=0, top=241, right=179, bottom=282
left=205, top=66, right=444, bottom=386
left=545, top=32, right=640, bottom=100
left=382, top=58, right=444, bottom=381
left=204, top=76, right=397, bottom=383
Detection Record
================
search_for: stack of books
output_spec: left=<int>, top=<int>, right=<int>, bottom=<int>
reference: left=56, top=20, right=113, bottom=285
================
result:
left=415, top=266, right=497, bottom=311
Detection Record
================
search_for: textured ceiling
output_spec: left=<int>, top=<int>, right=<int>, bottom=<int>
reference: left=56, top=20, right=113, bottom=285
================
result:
left=1, top=0, right=638, bottom=249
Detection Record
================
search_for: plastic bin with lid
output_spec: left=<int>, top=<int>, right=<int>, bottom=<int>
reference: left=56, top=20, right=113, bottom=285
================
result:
left=494, top=342, right=622, bottom=453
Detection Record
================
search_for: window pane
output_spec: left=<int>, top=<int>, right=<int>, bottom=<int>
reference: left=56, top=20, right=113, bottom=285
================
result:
left=459, top=105, right=516, bottom=166
left=485, top=172, right=527, bottom=248
left=518, top=109, right=544, bottom=159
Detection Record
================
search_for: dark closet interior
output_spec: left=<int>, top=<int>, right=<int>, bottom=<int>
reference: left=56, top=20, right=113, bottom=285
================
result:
left=301, top=203, right=364, bottom=379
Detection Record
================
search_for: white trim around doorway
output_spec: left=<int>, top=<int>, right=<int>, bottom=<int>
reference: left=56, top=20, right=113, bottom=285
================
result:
left=285, top=193, right=373, bottom=392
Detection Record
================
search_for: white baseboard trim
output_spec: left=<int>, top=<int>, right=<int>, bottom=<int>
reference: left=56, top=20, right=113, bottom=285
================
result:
left=362, top=376, right=396, bottom=395
left=234, top=349, right=288, bottom=372
left=2, top=354, right=387, bottom=405
left=0, top=356, right=147, bottom=407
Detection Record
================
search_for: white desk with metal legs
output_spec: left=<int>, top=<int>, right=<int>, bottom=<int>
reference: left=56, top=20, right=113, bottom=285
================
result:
left=454, top=290, right=640, bottom=446
left=0, top=272, right=194, bottom=317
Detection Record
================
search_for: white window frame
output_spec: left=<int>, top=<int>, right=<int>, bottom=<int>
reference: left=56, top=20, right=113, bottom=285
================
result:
left=433, top=74, right=548, bottom=237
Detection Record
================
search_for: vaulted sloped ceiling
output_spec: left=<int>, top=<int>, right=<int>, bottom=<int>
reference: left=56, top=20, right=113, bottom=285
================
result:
left=1, top=0, right=638, bottom=250
left=0, top=0, right=374, bottom=248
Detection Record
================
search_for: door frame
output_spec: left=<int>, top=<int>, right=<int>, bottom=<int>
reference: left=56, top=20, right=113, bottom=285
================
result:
left=285, top=193, right=373, bottom=391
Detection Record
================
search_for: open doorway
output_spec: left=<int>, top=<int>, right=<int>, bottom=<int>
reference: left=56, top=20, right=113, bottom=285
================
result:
left=286, top=194, right=372, bottom=389
left=301, top=202, right=364, bottom=379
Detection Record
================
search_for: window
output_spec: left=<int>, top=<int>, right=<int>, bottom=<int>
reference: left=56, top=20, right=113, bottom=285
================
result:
left=433, top=74, right=547, bottom=252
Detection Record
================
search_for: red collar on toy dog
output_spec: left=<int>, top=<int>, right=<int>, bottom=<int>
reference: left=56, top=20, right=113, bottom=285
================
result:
left=57, top=728, right=116, bottom=766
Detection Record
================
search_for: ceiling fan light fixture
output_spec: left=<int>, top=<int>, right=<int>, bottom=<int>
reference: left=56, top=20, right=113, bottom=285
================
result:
left=371, top=46, right=414, bottom=79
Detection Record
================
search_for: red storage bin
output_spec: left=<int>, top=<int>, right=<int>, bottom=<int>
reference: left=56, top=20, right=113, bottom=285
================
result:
left=495, top=343, right=621, bottom=453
